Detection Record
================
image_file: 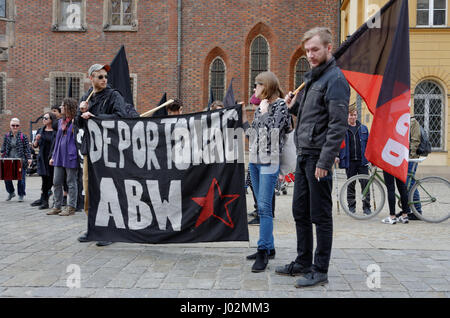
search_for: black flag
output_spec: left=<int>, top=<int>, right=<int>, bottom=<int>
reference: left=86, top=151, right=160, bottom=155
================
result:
left=109, top=45, right=134, bottom=106
left=206, top=86, right=215, bottom=111
left=222, top=78, right=236, bottom=108
left=152, top=92, right=169, bottom=117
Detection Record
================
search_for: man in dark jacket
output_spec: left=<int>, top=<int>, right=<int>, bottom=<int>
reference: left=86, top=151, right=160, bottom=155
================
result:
left=338, top=104, right=371, bottom=215
left=275, top=27, right=349, bottom=288
left=75, top=63, right=128, bottom=246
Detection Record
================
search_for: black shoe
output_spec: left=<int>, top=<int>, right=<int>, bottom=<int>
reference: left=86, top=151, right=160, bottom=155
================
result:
left=77, top=232, right=90, bottom=243
left=247, top=249, right=276, bottom=260
left=275, top=261, right=310, bottom=276
left=363, top=208, right=372, bottom=215
left=38, top=201, right=49, bottom=210
left=30, top=198, right=42, bottom=207
left=408, top=213, right=421, bottom=221
left=96, top=241, right=113, bottom=247
left=247, top=210, right=258, bottom=218
left=251, top=249, right=268, bottom=273
left=248, top=216, right=260, bottom=226
left=349, top=206, right=355, bottom=213
left=295, top=271, right=328, bottom=288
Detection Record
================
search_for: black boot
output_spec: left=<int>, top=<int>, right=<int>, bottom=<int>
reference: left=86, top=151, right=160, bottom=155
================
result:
left=38, top=199, right=49, bottom=210
left=30, top=195, right=43, bottom=207
left=251, top=249, right=269, bottom=273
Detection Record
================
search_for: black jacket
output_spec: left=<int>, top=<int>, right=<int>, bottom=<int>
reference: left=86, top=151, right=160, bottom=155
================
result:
left=74, top=86, right=128, bottom=155
left=290, top=57, right=350, bottom=171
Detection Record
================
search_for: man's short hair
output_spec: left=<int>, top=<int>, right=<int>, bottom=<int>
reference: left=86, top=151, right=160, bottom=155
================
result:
left=168, top=99, right=182, bottom=112
left=348, top=103, right=357, bottom=113
left=10, top=117, right=20, bottom=124
left=51, top=104, right=61, bottom=113
left=88, top=64, right=111, bottom=76
left=302, top=27, right=333, bottom=47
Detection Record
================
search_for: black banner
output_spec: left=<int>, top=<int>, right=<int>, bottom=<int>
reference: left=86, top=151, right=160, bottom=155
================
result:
left=85, top=105, right=249, bottom=243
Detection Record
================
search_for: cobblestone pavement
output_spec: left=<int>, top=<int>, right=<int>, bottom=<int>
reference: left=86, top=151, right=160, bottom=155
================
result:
left=0, top=168, right=449, bottom=298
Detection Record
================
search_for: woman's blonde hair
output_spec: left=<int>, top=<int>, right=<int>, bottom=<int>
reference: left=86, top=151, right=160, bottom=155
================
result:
left=255, top=71, right=284, bottom=101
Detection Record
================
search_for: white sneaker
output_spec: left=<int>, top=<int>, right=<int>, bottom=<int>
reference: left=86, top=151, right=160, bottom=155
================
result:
left=381, top=216, right=397, bottom=224
left=398, top=215, right=409, bottom=224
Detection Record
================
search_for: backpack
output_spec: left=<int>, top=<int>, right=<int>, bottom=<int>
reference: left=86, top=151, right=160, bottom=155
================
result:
left=416, top=125, right=432, bottom=156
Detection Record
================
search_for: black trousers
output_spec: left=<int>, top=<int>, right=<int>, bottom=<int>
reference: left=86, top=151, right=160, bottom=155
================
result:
left=41, top=175, right=53, bottom=201
left=345, top=160, right=371, bottom=210
left=383, top=171, right=410, bottom=216
left=292, top=154, right=333, bottom=274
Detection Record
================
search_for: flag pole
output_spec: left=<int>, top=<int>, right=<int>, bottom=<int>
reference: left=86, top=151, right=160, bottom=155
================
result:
left=140, top=99, right=175, bottom=117
left=292, top=82, right=306, bottom=96
left=85, top=89, right=95, bottom=103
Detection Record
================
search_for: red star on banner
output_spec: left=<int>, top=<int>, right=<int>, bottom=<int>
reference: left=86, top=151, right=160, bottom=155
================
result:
left=191, top=178, right=239, bottom=229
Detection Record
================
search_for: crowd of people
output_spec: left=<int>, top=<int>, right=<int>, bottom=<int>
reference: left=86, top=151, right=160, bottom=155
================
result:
left=1, top=27, right=422, bottom=288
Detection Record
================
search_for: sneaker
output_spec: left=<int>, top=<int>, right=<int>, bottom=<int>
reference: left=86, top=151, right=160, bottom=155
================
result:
left=251, top=249, right=268, bottom=273
left=18, top=195, right=24, bottom=202
left=47, top=207, right=62, bottom=215
left=6, top=193, right=15, bottom=201
left=398, top=215, right=409, bottom=224
left=295, top=271, right=328, bottom=288
left=381, top=216, right=397, bottom=224
left=275, top=261, right=310, bottom=276
left=363, top=208, right=372, bottom=215
left=247, top=249, right=276, bottom=260
left=59, top=206, right=75, bottom=216
left=248, top=216, right=260, bottom=226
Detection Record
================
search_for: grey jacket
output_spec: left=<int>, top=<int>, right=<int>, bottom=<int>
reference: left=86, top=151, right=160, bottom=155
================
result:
left=290, top=57, right=350, bottom=170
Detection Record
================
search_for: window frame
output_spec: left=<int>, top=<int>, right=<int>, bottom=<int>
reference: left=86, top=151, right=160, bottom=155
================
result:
left=416, top=0, right=448, bottom=27
left=294, top=56, right=310, bottom=89
left=52, top=0, right=87, bottom=32
left=49, top=72, right=85, bottom=108
left=209, top=57, right=226, bottom=102
left=413, top=80, right=446, bottom=151
left=249, top=35, right=269, bottom=96
left=103, top=0, right=138, bottom=32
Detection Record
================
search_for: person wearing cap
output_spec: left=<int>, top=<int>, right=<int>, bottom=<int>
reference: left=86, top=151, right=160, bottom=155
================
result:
left=75, top=63, right=128, bottom=247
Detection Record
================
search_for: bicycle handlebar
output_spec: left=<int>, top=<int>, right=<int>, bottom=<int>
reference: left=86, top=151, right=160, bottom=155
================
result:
left=408, top=157, right=427, bottom=163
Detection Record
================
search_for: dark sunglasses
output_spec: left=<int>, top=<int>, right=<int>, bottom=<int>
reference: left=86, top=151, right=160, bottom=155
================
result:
left=11, top=124, right=20, bottom=127
left=254, top=82, right=263, bottom=88
left=96, top=75, right=108, bottom=80
left=43, top=117, right=50, bottom=120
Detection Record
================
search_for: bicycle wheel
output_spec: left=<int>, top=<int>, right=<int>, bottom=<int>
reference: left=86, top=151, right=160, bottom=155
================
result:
left=408, top=176, right=450, bottom=223
left=339, top=174, right=385, bottom=220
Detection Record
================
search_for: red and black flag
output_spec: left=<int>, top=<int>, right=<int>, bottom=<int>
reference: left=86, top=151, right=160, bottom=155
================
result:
left=334, top=0, right=410, bottom=182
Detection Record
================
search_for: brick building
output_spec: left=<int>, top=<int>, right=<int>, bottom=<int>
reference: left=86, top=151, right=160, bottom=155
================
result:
left=0, top=0, right=340, bottom=136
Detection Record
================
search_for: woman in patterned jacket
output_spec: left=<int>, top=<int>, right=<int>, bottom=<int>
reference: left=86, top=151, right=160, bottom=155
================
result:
left=246, top=71, right=292, bottom=272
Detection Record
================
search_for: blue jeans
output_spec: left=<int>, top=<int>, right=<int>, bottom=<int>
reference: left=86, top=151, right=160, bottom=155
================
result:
left=248, top=163, right=279, bottom=251
left=407, top=161, right=422, bottom=213
left=4, top=165, right=27, bottom=196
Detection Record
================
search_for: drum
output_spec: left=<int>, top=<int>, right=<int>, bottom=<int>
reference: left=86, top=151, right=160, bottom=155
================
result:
left=0, top=158, right=23, bottom=180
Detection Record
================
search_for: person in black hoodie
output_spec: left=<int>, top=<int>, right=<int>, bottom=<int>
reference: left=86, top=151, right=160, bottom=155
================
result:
left=74, top=63, right=128, bottom=246
left=276, top=27, right=349, bottom=288
left=30, top=112, right=57, bottom=210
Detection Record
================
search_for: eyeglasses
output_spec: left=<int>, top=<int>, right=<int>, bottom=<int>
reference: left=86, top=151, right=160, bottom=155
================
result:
left=43, top=117, right=50, bottom=120
left=95, top=75, right=108, bottom=80
left=11, top=125, right=20, bottom=127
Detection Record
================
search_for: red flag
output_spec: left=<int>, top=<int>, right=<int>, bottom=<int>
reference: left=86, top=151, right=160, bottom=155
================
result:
left=334, top=0, right=410, bottom=182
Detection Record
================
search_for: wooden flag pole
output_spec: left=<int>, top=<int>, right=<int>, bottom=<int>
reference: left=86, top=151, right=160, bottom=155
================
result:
left=292, top=82, right=306, bottom=96
left=85, top=89, right=95, bottom=103
left=140, top=99, right=175, bottom=117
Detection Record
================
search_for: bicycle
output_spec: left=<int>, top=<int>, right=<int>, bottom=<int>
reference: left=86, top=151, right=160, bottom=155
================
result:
left=339, top=158, right=450, bottom=223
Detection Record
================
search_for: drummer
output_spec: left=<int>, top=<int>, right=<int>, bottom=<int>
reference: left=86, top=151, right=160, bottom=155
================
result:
left=1, top=118, right=32, bottom=202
